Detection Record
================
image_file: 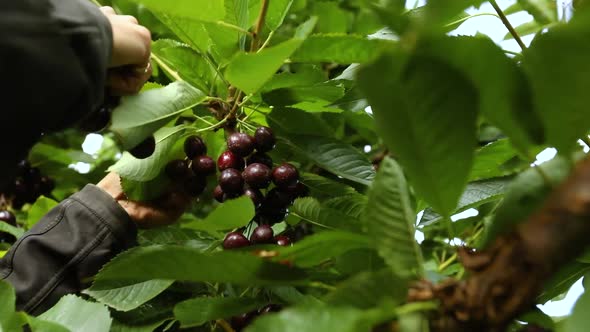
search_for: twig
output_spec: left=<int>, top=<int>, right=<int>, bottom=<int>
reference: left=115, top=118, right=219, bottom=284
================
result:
left=489, top=0, right=527, bottom=50
left=150, top=53, right=182, bottom=82
left=444, top=12, right=500, bottom=28
left=216, top=319, right=235, bottom=332
left=250, top=0, right=270, bottom=52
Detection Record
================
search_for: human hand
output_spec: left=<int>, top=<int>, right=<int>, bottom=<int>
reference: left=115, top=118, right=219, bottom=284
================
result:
left=99, top=6, right=152, bottom=95
left=97, top=172, right=192, bottom=228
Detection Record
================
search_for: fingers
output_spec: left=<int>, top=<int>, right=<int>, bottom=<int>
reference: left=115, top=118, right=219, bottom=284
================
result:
left=107, top=62, right=152, bottom=96
left=99, top=6, right=116, bottom=15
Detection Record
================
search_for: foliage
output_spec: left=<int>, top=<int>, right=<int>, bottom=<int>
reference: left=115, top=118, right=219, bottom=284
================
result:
left=2, top=0, right=590, bottom=331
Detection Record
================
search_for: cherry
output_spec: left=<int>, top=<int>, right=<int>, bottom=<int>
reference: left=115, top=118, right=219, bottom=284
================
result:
left=39, top=176, right=55, bottom=196
left=264, top=188, right=293, bottom=209
left=129, top=136, right=156, bottom=159
left=191, top=156, right=216, bottom=176
left=16, top=160, right=31, bottom=177
left=219, top=169, right=244, bottom=195
left=242, top=163, right=271, bottom=189
left=243, top=188, right=263, bottom=206
left=213, top=185, right=225, bottom=203
left=257, top=206, right=287, bottom=225
left=254, top=126, right=276, bottom=153
left=258, top=304, right=282, bottom=315
left=230, top=312, right=255, bottom=331
left=25, top=167, right=42, bottom=184
left=217, top=151, right=245, bottom=171
left=227, top=132, right=255, bottom=157
left=283, top=182, right=309, bottom=199
left=0, top=211, right=16, bottom=226
left=272, top=163, right=299, bottom=188
left=165, top=160, right=190, bottom=180
left=184, top=175, right=206, bottom=197
left=246, top=152, right=273, bottom=169
left=275, top=235, right=291, bottom=246
left=223, top=232, right=250, bottom=249
left=250, top=224, right=274, bottom=244
left=13, top=178, right=28, bottom=197
left=184, top=136, right=207, bottom=159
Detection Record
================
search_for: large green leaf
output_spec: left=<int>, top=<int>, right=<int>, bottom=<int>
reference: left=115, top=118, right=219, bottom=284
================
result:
left=151, top=39, right=213, bottom=92
left=290, top=197, right=363, bottom=232
left=363, top=157, right=423, bottom=277
left=0, top=221, right=24, bottom=239
left=300, top=173, right=358, bottom=200
left=469, top=139, right=524, bottom=181
left=174, top=297, right=264, bottom=327
left=94, top=246, right=308, bottom=285
left=523, top=15, right=590, bottom=153
left=128, top=0, right=224, bottom=22
left=291, top=35, right=394, bottom=64
left=26, top=196, right=58, bottom=229
left=109, top=126, right=187, bottom=181
left=183, top=196, right=255, bottom=232
left=358, top=49, right=478, bottom=215
left=0, top=280, right=23, bottom=332
left=324, top=269, right=407, bottom=309
left=517, top=0, right=557, bottom=24
left=84, top=280, right=174, bottom=312
left=225, top=18, right=317, bottom=94
left=265, top=0, right=293, bottom=31
left=109, top=82, right=206, bottom=150
left=481, top=156, right=575, bottom=247
left=245, top=304, right=381, bottom=332
left=270, top=231, right=371, bottom=268
left=503, top=21, right=547, bottom=40
left=267, top=108, right=335, bottom=137
left=538, top=261, right=590, bottom=304
left=109, top=320, right=167, bottom=332
left=284, top=135, right=375, bottom=186
left=38, top=295, right=112, bottom=332
left=154, top=14, right=211, bottom=54
left=27, top=316, right=70, bottom=332
left=565, top=289, right=590, bottom=332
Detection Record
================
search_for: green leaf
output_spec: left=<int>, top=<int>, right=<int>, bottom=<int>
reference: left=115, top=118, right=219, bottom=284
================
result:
left=26, top=196, right=59, bottom=229
left=266, top=0, right=293, bottom=31
left=271, top=231, right=371, bottom=268
left=324, top=269, right=407, bottom=309
left=38, top=295, right=112, bottom=332
left=419, top=177, right=511, bottom=227
left=291, top=35, right=394, bottom=64
left=174, top=297, right=264, bottom=327
left=262, top=82, right=345, bottom=107
left=504, top=2, right=524, bottom=15
left=0, top=280, right=23, bottom=332
left=109, top=320, right=167, bottom=332
left=138, top=226, right=215, bottom=247
left=503, top=20, right=546, bottom=40
left=151, top=40, right=214, bottom=92
left=300, top=173, right=358, bottom=200
left=268, top=108, right=335, bottom=137
left=481, top=156, right=574, bottom=247
left=469, top=139, right=524, bottom=181
left=245, top=303, right=380, bottom=332
left=183, top=196, right=255, bottom=232
left=363, top=157, right=423, bottom=277
left=284, top=135, right=375, bottom=186
left=422, top=0, right=486, bottom=28
left=29, top=143, right=94, bottom=167
left=565, top=289, right=590, bottom=332
left=109, top=126, right=187, bottom=181
left=225, top=18, right=317, bottom=94
left=358, top=49, right=478, bottom=215
left=0, top=220, right=24, bottom=239
left=84, top=280, right=174, bottom=312
left=27, top=316, right=71, bottom=332
left=109, top=82, right=206, bottom=150
left=94, top=246, right=308, bottom=286
left=154, top=14, right=211, bottom=54
left=517, top=0, right=557, bottom=24
left=128, top=0, right=224, bottom=22
left=291, top=197, right=363, bottom=231
left=523, top=15, right=590, bottom=153
left=538, top=261, right=590, bottom=303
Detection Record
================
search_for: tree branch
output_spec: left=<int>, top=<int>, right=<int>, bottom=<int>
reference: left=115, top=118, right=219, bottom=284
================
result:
left=489, top=0, right=527, bottom=50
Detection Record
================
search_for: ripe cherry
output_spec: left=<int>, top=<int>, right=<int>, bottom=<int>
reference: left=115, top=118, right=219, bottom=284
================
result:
left=213, top=185, right=225, bottom=203
left=283, top=182, right=309, bottom=199
left=39, top=176, right=55, bottom=196
left=275, top=235, right=291, bottom=246
left=227, top=132, right=255, bottom=157
left=223, top=232, right=250, bottom=249
left=184, top=175, right=206, bottom=197
left=129, top=136, right=156, bottom=159
left=219, top=169, right=244, bottom=195
left=243, top=187, right=263, bottom=206
left=191, top=156, right=216, bottom=176
left=242, top=163, right=271, bottom=189
left=264, top=188, right=293, bottom=209
left=246, top=152, right=273, bottom=169
left=165, top=160, right=190, bottom=180
left=250, top=224, right=274, bottom=244
left=217, top=151, right=245, bottom=171
left=0, top=211, right=16, bottom=226
left=254, top=126, right=276, bottom=153
left=184, top=136, right=207, bottom=159
left=272, top=163, right=299, bottom=188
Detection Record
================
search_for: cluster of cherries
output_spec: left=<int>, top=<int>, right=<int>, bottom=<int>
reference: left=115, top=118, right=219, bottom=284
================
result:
left=164, top=136, right=216, bottom=197
left=230, top=303, right=282, bottom=331
left=209, top=127, right=307, bottom=249
left=0, top=210, right=17, bottom=243
left=6, top=160, right=55, bottom=210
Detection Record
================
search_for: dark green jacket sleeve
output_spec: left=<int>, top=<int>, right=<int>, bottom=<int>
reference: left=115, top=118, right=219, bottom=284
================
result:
left=0, top=185, right=137, bottom=315
left=0, top=0, right=112, bottom=182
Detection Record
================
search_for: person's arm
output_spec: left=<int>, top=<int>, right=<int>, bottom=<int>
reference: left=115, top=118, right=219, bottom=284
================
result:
left=0, top=173, right=190, bottom=315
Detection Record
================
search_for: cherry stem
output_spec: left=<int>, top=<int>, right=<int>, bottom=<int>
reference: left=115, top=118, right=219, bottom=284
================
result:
left=489, top=0, right=527, bottom=50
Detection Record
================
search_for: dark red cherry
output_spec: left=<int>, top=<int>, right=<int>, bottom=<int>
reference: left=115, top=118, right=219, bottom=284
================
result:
left=39, top=176, right=55, bottom=196
left=217, top=151, right=245, bottom=171
left=275, top=235, right=291, bottom=246
left=254, top=126, right=276, bottom=153
left=227, top=132, right=255, bottom=157
left=184, top=136, right=207, bottom=159
left=246, top=152, right=273, bottom=169
left=184, top=175, right=206, bottom=197
left=191, top=156, right=216, bottom=176
left=242, top=163, right=271, bottom=189
left=223, top=232, right=250, bottom=249
left=165, top=160, right=190, bottom=180
left=213, top=185, right=225, bottom=203
left=271, top=163, right=299, bottom=188
left=250, top=224, right=274, bottom=244
left=219, top=169, right=244, bottom=195
left=0, top=211, right=16, bottom=226
left=243, top=187, right=263, bottom=206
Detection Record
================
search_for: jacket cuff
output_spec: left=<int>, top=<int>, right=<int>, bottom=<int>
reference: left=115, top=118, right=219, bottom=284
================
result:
left=71, top=184, right=137, bottom=248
